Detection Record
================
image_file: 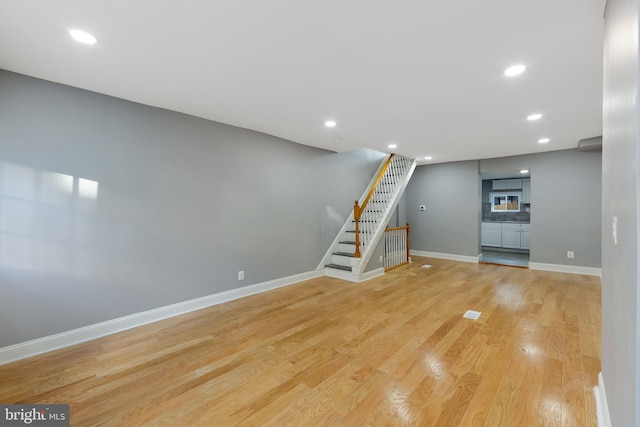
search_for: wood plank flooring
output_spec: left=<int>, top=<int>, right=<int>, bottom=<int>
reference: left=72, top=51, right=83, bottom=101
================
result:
left=0, top=257, right=601, bottom=426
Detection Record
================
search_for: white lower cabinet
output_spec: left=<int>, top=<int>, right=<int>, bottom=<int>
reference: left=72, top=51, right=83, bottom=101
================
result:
left=521, top=227, right=531, bottom=249
left=482, top=222, right=530, bottom=249
left=481, top=223, right=502, bottom=247
left=501, top=224, right=522, bottom=249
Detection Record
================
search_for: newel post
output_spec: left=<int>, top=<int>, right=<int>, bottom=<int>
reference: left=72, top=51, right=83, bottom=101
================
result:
left=354, top=200, right=362, bottom=258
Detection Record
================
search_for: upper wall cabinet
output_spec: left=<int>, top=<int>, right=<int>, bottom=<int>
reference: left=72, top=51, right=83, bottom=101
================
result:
left=507, top=179, right=523, bottom=189
left=492, top=180, right=507, bottom=190
left=492, top=179, right=523, bottom=190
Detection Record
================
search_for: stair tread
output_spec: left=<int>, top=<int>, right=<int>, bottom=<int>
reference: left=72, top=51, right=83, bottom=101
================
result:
left=326, top=264, right=353, bottom=272
left=332, top=251, right=355, bottom=257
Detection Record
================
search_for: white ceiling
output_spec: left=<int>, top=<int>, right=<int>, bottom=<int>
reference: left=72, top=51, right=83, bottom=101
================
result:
left=0, top=0, right=605, bottom=165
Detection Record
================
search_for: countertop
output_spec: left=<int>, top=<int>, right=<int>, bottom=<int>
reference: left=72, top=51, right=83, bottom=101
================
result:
left=481, top=220, right=530, bottom=224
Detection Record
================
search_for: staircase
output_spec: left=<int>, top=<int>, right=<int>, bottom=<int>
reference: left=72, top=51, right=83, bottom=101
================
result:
left=319, top=154, right=416, bottom=282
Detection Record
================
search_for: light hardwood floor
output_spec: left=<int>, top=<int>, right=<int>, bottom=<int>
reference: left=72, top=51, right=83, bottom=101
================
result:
left=0, top=257, right=601, bottom=426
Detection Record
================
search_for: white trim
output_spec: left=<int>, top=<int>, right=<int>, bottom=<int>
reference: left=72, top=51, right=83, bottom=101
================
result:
left=594, top=372, right=611, bottom=427
left=323, top=267, right=385, bottom=283
left=529, top=262, right=602, bottom=277
left=324, top=267, right=357, bottom=281
left=359, top=267, right=385, bottom=282
left=0, top=270, right=323, bottom=366
left=410, top=250, right=480, bottom=263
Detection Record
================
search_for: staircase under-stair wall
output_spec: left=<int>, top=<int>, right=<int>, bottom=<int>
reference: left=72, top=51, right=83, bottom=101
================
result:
left=318, top=154, right=416, bottom=282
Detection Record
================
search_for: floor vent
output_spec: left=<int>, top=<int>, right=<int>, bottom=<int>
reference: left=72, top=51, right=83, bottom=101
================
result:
left=463, top=310, right=481, bottom=320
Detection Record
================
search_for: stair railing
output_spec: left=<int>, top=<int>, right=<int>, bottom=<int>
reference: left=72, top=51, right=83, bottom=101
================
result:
left=383, top=223, right=410, bottom=271
left=353, top=154, right=395, bottom=258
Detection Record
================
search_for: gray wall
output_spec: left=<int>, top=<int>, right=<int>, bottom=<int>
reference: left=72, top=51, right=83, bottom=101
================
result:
left=0, top=70, right=385, bottom=347
left=480, top=150, right=601, bottom=268
left=405, top=150, right=601, bottom=267
left=365, top=239, right=385, bottom=272
left=601, top=0, right=639, bottom=425
left=405, top=160, right=481, bottom=257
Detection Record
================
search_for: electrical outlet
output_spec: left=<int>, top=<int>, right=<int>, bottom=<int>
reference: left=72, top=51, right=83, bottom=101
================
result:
left=238, top=270, right=244, bottom=280
left=379, top=255, right=383, bottom=263
left=567, top=251, right=574, bottom=259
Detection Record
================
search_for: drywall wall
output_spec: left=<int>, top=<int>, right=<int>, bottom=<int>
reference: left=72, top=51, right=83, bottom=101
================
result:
left=405, top=160, right=481, bottom=257
left=406, top=150, right=601, bottom=266
left=601, top=0, right=639, bottom=424
left=0, top=70, right=385, bottom=347
left=364, top=239, right=385, bottom=273
left=480, top=149, right=602, bottom=268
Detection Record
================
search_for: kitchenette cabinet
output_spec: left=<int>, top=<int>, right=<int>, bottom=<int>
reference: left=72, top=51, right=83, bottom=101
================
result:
left=521, top=226, right=531, bottom=249
left=502, top=223, right=530, bottom=249
left=481, top=222, right=502, bottom=247
left=492, top=179, right=523, bottom=190
left=501, top=223, right=521, bottom=248
left=482, top=222, right=530, bottom=249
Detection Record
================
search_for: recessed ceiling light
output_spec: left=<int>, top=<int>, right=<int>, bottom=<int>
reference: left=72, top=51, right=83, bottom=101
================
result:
left=538, top=138, right=550, bottom=143
left=424, top=156, right=432, bottom=160
left=527, top=113, right=543, bottom=121
left=69, top=29, right=97, bottom=45
left=324, top=120, right=336, bottom=128
left=388, top=144, right=397, bottom=149
left=334, top=137, right=343, bottom=142
left=520, top=169, right=529, bottom=174
left=504, top=64, right=526, bottom=77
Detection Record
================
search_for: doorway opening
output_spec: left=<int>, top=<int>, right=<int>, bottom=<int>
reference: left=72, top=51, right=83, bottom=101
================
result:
left=479, top=172, right=531, bottom=268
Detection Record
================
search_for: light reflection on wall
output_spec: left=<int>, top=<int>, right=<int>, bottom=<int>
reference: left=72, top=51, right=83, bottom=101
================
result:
left=78, top=178, right=99, bottom=200
left=0, top=161, right=99, bottom=276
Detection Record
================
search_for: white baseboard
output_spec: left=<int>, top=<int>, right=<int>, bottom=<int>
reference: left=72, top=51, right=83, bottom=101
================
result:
left=594, top=372, right=611, bottom=427
left=410, top=250, right=480, bottom=264
left=529, top=262, right=602, bottom=277
left=324, top=267, right=385, bottom=283
left=0, top=270, right=323, bottom=366
left=359, top=268, right=385, bottom=282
